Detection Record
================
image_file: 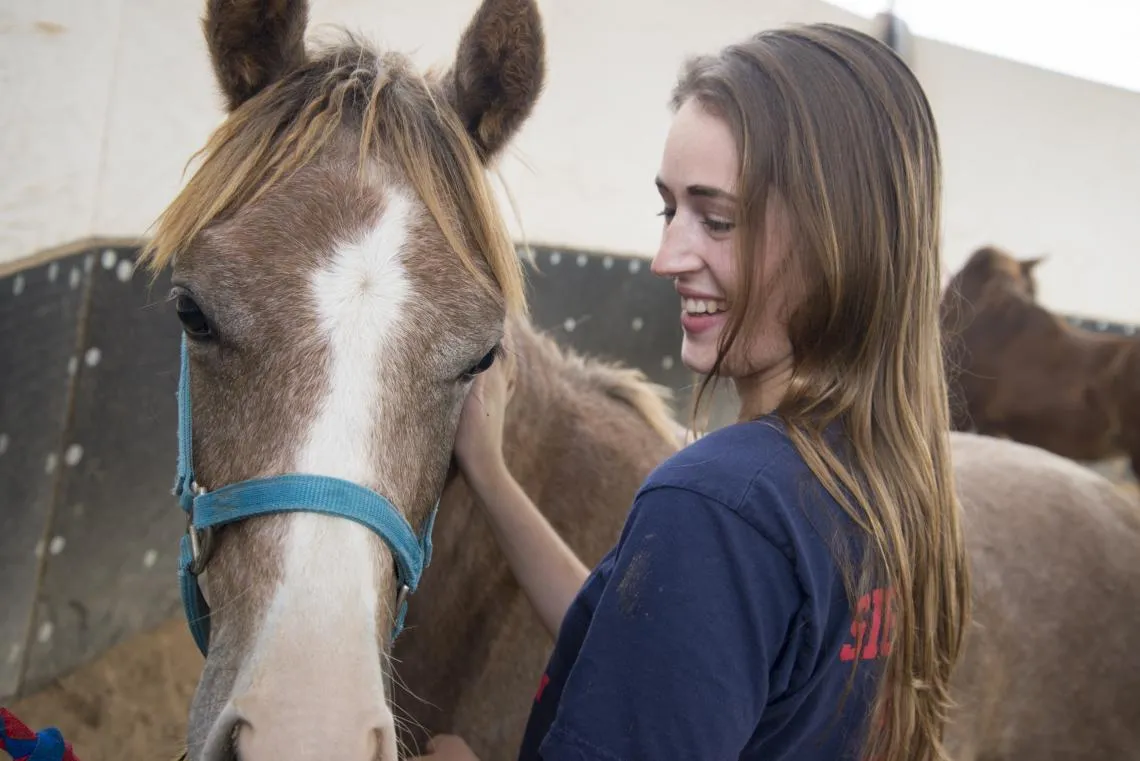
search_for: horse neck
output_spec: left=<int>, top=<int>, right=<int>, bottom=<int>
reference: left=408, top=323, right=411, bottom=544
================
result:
left=1100, top=334, right=1140, bottom=395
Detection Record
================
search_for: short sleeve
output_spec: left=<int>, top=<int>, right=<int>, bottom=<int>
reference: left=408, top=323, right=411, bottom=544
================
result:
left=538, top=485, right=805, bottom=761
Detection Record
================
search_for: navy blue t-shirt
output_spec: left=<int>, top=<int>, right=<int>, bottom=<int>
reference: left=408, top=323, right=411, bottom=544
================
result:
left=517, top=416, right=889, bottom=761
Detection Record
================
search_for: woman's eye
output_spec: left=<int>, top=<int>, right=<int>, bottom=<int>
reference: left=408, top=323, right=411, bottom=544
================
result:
left=175, top=295, right=212, bottom=339
left=463, top=347, right=499, bottom=379
left=704, top=218, right=735, bottom=234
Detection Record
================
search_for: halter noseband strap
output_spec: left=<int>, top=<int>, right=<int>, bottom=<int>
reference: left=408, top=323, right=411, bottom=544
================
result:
left=173, top=335, right=438, bottom=656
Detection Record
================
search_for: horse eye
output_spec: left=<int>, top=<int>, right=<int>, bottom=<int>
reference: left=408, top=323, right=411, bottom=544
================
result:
left=463, top=347, right=498, bottom=378
left=176, top=295, right=212, bottom=339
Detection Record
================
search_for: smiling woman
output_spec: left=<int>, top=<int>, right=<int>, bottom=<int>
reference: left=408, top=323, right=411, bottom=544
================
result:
left=421, top=20, right=971, bottom=761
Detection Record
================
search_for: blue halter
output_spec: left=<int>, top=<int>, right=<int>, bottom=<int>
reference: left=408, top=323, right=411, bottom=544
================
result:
left=173, top=335, right=438, bottom=655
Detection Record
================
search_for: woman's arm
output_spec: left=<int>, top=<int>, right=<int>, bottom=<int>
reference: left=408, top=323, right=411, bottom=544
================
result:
left=465, top=461, right=589, bottom=639
left=454, top=363, right=589, bottom=639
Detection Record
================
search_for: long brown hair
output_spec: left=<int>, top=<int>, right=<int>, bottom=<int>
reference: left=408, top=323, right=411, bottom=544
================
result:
left=672, top=24, right=971, bottom=761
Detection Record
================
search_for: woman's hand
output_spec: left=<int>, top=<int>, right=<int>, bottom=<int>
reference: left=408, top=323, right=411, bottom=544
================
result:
left=454, top=361, right=510, bottom=493
left=451, top=352, right=589, bottom=638
left=409, top=734, right=481, bottom=761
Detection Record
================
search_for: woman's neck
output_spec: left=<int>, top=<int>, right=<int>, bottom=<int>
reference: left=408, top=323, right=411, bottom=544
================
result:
left=733, top=356, right=794, bottom=421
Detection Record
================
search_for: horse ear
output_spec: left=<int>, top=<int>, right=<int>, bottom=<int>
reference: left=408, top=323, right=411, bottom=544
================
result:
left=1020, top=255, right=1046, bottom=276
left=202, top=0, right=309, bottom=113
left=443, top=0, right=546, bottom=162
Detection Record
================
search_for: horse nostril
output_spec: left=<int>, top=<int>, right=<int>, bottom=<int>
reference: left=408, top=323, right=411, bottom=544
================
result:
left=231, top=719, right=396, bottom=760
left=197, top=704, right=243, bottom=761
left=225, top=721, right=245, bottom=761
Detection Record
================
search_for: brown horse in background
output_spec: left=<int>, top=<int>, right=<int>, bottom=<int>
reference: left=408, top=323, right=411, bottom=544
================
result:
left=11, top=5, right=1136, bottom=761
left=942, top=245, right=1140, bottom=478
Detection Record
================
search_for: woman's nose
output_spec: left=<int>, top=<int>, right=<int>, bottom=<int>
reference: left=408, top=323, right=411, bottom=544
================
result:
left=651, top=220, right=703, bottom=278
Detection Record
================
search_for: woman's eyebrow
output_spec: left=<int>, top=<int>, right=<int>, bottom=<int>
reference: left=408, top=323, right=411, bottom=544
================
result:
left=655, top=176, right=737, bottom=202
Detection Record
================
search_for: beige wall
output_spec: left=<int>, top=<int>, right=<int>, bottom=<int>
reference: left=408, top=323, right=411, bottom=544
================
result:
left=2, top=0, right=1136, bottom=323
left=912, top=33, right=1140, bottom=324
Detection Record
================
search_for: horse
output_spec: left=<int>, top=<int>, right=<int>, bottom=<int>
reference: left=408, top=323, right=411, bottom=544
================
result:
left=942, top=245, right=1140, bottom=478
left=137, top=1, right=677, bottom=758
left=131, top=2, right=1140, bottom=759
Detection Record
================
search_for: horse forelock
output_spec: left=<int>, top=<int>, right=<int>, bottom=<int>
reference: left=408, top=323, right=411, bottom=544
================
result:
left=140, top=34, right=526, bottom=318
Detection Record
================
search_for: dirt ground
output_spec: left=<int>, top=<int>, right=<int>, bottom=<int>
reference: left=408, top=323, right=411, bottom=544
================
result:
left=5, top=460, right=1137, bottom=761
left=6, top=617, right=200, bottom=761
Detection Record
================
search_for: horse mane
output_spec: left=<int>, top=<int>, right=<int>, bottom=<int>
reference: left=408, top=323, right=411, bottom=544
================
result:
left=138, top=35, right=526, bottom=316
left=508, top=316, right=682, bottom=447
left=569, top=356, right=682, bottom=446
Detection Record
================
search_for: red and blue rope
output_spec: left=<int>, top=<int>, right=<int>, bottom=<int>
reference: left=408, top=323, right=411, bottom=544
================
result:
left=0, top=708, right=79, bottom=761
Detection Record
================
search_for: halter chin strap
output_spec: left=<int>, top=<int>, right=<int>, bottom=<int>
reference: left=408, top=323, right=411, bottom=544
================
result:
left=173, top=335, right=438, bottom=656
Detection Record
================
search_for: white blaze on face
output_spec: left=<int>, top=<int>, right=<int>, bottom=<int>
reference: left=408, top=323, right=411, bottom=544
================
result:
left=302, top=191, right=413, bottom=482
left=231, top=191, right=413, bottom=760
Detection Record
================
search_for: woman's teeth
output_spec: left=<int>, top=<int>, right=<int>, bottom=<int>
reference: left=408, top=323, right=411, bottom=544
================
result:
left=682, top=298, right=726, bottom=315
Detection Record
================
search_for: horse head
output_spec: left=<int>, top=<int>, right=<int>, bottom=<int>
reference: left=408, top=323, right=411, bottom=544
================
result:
left=951, top=245, right=1046, bottom=305
left=139, top=1, right=545, bottom=758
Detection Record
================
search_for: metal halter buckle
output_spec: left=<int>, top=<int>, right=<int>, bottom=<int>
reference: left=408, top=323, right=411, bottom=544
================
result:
left=186, top=482, right=214, bottom=576
left=396, top=583, right=411, bottom=612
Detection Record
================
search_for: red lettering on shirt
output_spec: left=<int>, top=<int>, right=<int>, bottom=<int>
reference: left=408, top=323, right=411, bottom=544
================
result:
left=840, top=587, right=895, bottom=662
left=535, top=673, right=550, bottom=702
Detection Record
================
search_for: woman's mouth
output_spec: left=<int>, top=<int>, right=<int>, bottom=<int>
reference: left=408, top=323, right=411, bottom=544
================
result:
left=682, top=297, right=727, bottom=315
left=680, top=297, right=727, bottom=335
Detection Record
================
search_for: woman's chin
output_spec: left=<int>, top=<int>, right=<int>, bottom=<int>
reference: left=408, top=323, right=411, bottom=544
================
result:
left=679, top=343, right=715, bottom=377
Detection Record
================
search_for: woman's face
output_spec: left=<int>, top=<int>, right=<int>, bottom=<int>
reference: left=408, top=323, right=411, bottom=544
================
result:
left=651, top=97, right=796, bottom=384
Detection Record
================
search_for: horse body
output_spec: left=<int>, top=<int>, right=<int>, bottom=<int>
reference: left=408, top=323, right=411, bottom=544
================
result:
left=944, top=432, right=1140, bottom=760
left=943, top=246, right=1140, bottom=476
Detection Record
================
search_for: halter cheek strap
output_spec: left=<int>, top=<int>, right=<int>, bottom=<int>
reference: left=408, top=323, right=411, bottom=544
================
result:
left=173, top=335, right=438, bottom=656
